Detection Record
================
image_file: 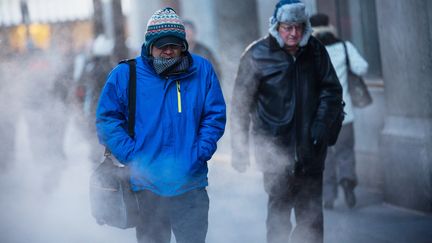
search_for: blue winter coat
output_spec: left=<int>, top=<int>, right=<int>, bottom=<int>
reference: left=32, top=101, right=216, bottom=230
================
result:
left=96, top=53, right=226, bottom=196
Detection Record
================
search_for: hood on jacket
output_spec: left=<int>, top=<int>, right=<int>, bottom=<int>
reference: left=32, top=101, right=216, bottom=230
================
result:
left=310, top=13, right=340, bottom=46
left=268, top=0, right=313, bottom=48
left=311, top=25, right=338, bottom=37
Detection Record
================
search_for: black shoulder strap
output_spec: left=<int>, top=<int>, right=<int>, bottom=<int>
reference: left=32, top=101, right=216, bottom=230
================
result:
left=342, top=41, right=350, bottom=70
left=125, top=59, right=136, bottom=137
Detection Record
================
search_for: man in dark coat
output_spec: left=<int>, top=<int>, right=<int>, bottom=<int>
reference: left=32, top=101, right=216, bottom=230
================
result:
left=230, top=1, right=343, bottom=242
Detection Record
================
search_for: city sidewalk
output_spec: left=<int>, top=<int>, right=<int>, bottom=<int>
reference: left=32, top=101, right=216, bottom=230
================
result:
left=0, top=118, right=431, bottom=243
left=324, top=187, right=432, bottom=243
left=208, top=151, right=432, bottom=243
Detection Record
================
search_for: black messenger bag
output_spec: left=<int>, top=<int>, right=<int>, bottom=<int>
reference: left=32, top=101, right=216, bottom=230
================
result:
left=89, top=59, right=139, bottom=229
left=342, top=41, right=372, bottom=108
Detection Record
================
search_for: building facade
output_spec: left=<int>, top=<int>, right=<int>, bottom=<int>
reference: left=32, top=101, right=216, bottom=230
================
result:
left=1, top=0, right=430, bottom=212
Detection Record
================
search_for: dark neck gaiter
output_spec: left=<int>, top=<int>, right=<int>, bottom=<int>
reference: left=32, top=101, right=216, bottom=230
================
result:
left=152, top=54, right=191, bottom=76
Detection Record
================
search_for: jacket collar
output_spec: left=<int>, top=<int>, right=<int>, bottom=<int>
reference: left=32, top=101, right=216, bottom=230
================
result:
left=314, top=32, right=341, bottom=46
left=140, top=45, right=196, bottom=80
left=268, top=35, right=282, bottom=52
left=267, top=34, right=307, bottom=57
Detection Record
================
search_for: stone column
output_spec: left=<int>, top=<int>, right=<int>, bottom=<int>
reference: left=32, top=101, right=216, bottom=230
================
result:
left=127, top=0, right=160, bottom=53
left=376, top=0, right=432, bottom=212
left=180, top=0, right=217, bottom=49
left=92, top=0, right=105, bottom=36
left=213, top=0, right=260, bottom=102
left=112, top=0, right=128, bottom=60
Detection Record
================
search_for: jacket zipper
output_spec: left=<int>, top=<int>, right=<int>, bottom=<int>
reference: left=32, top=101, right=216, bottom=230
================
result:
left=293, top=59, right=299, bottom=171
left=176, top=80, right=182, bottom=113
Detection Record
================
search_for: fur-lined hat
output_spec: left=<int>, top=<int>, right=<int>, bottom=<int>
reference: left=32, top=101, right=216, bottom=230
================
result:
left=268, top=0, right=313, bottom=48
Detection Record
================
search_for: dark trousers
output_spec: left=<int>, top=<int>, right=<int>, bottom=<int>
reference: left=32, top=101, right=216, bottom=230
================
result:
left=324, top=123, right=357, bottom=202
left=135, top=188, right=209, bottom=243
left=263, top=171, right=323, bottom=243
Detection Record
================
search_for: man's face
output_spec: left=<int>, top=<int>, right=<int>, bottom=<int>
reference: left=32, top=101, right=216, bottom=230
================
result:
left=277, top=22, right=304, bottom=48
left=151, top=45, right=182, bottom=59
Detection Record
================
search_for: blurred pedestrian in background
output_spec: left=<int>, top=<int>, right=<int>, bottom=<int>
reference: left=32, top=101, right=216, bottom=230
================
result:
left=311, top=13, right=369, bottom=209
left=0, top=56, right=16, bottom=172
left=96, top=7, right=226, bottom=243
left=76, top=34, right=115, bottom=166
left=184, top=19, right=222, bottom=81
left=23, top=45, right=70, bottom=193
left=231, top=1, right=343, bottom=243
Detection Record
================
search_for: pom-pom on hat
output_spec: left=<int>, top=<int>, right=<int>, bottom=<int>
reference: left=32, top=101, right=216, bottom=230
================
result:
left=268, top=0, right=313, bottom=48
left=145, top=7, right=188, bottom=55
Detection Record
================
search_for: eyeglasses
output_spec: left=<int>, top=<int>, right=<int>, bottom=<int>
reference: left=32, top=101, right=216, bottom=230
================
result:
left=278, top=23, right=304, bottom=33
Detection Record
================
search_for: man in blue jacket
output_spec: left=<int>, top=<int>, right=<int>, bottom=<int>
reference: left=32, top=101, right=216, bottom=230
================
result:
left=96, top=7, right=226, bottom=243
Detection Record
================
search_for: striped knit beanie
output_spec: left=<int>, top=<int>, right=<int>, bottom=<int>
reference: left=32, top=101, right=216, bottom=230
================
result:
left=145, top=7, right=188, bottom=55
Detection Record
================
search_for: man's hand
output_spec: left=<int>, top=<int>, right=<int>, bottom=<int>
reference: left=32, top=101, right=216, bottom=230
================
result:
left=310, top=121, right=328, bottom=145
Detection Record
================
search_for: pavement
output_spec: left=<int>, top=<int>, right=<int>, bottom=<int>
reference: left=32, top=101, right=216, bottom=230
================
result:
left=0, top=116, right=431, bottom=243
left=208, top=152, right=432, bottom=243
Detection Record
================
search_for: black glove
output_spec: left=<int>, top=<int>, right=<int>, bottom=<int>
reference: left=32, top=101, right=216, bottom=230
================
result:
left=310, top=121, right=328, bottom=145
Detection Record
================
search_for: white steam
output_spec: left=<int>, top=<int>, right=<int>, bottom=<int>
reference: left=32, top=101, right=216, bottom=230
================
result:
left=0, top=41, right=269, bottom=243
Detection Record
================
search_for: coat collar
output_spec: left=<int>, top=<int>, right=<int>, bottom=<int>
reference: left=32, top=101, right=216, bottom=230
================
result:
left=140, top=46, right=196, bottom=80
left=267, top=34, right=307, bottom=57
left=268, top=34, right=281, bottom=52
